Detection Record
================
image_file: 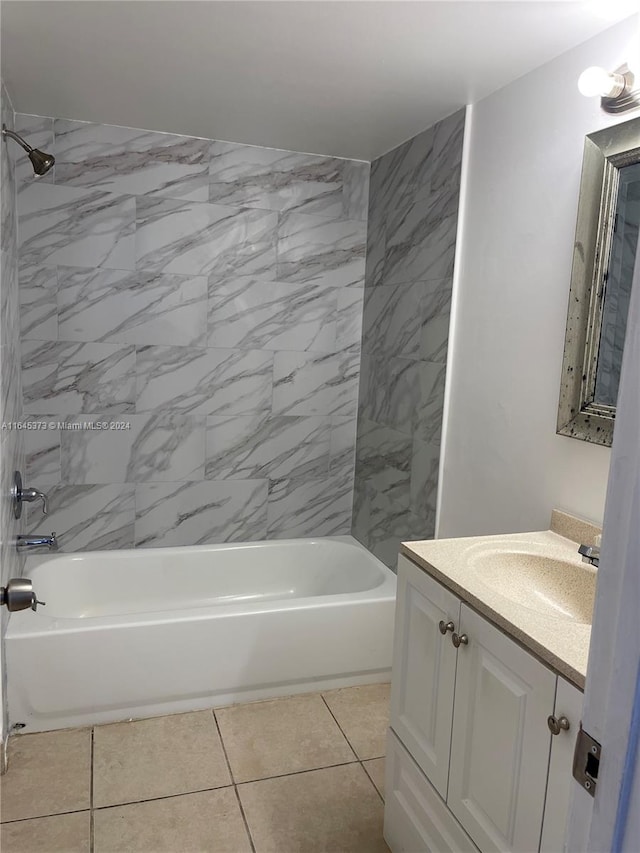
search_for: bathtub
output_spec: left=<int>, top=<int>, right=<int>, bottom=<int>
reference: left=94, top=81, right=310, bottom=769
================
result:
left=5, top=536, right=396, bottom=732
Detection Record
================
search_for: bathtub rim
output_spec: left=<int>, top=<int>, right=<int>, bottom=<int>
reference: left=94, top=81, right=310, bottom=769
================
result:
left=6, top=535, right=396, bottom=636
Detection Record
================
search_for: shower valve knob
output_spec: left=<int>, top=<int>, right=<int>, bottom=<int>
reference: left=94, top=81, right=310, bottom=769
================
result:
left=0, top=578, right=45, bottom=613
left=11, top=472, right=49, bottom=519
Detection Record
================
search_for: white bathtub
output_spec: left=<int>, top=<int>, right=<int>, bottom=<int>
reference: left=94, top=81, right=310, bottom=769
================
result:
left=5, top=536, right=396, bottom=732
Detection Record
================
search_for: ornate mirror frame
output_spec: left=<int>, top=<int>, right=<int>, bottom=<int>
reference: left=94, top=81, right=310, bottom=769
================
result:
left=557, top=116, right=640, bottom=447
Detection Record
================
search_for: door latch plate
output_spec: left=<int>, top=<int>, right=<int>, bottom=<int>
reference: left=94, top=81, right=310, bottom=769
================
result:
left=573, top=724, right=601, bottom=797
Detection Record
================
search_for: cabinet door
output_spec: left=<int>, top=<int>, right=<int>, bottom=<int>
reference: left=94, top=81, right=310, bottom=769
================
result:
left=540, top=678, right=585, bottom=853
left=384, top=729, right=479, bottom=853
left=448, top=604, right=556, bottom=852
left=390, top=555, right=460, bottom=798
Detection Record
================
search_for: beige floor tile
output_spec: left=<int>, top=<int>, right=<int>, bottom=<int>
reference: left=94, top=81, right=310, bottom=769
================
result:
left=239, top=763, right=389, bottom=853
left=0, top=811, right=90, bottom=853
left=363, top=757, right=385, bottom=799
left=322, top=683, right=391, bottom=759
left=94, top=788, right=252, bottom=853
left=216, top=693, right=355, bottom=783
left=0, top=729, right=91, bottom=822
left=93, top=710, right=231, bottom=807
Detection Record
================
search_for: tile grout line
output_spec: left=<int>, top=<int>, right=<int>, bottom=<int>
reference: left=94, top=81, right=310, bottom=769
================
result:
left=320, top=694, right=386, bottom=803
left=234, top=757, right=362, bottom=787
left=0, top=808, right=92, bottom=826
left=232, top=786, right=256, bottom=853
left=211, top=708, right=236, bottom=786
left=1, top=759, right=378, bottom=826
left=91, top=783, right=241, bottom=812
left=212, top=709, right=256, bottom=853
left=319, top=694, right=359, bottom=761
left=360, top=757, right=385, bottom=804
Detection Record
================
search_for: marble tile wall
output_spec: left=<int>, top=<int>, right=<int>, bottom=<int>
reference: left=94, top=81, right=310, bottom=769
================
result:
left=1, top=82, right=26, bottom=744
left=15, top=116, right=369, bottom=550
left=352, top=110, right=465, bottom=567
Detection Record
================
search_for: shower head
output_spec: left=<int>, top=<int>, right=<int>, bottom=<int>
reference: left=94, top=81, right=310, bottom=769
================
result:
left=27, top=147, right=55, bottom=176
left=2, top=124, right=55, bottom=176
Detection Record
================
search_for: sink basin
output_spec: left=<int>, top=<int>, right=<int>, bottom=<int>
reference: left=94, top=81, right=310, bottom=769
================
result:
left=467, top=549, right=596, bottom=624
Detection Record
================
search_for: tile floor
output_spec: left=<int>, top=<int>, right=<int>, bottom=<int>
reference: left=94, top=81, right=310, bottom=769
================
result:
left=0, top=683, right=390, bottom=853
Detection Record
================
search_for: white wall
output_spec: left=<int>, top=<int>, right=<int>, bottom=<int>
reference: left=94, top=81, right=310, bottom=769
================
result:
left=438, top=17, right=638, bottom=538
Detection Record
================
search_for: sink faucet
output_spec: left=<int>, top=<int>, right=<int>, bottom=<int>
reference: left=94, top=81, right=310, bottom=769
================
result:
left=16, top=532, right=59, bottom=553
left=578, top=544, right=600, bottom=567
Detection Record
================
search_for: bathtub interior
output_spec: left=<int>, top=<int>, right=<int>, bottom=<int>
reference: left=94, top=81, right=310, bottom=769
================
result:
left=6, top=536, right=396, bottom=731
left=20, top=535, right=393, bottom=620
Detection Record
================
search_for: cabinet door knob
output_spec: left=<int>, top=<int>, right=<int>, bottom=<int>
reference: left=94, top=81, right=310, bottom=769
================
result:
left=439, top=620, right=455, bottom=635
left=452, top=632, right=468, bottom=648
left=548, top=715, right=571, bottom=735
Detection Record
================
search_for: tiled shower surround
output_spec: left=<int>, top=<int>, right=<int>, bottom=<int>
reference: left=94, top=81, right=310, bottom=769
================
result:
left=1, top=82, right=26, bottom=739
left=353, top=110, right=465, bottom=566
left=0, top=89, right=25, bottom=574
left=16, top=115, right=369, bottom=549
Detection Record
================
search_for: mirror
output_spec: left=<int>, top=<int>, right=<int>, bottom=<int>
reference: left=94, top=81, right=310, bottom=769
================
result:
left=558, top=116, right=640, bottom=447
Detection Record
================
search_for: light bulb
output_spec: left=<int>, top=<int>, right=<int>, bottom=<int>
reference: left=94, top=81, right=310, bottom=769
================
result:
left=578, top=66, right=626, bottom=98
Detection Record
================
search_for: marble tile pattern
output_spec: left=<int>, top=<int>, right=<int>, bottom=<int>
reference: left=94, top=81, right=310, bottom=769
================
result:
left=15, top=115, right=369, bottom=550
left=1, top=83, right=27, bottom=741
left=352, top=109, right=465, bottom=566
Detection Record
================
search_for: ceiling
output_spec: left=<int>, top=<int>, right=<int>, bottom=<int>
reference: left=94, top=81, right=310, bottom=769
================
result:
left=1, top=1, right=636, bottom=160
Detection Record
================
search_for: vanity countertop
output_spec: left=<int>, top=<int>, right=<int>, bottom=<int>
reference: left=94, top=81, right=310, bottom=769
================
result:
left=401, top=511, right=601, bottom=690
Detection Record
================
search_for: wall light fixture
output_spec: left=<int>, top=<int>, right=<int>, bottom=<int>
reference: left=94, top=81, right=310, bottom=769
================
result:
left=578, top=64, right=639, bottom=114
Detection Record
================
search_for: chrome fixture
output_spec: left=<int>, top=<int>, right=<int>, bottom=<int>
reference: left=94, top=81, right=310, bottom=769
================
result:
left=438, top=620, right=455, bottom=635
left=12, top=471, right=49, bottom=518
left=452, top=632, right=468, bottom=648
left=578, top=544, right=600, bottom=568
left=16, top=532, right=58, bottom=553
left=1, top=124, right=55, bottom=175
left=0, top=578, right=45, bottom=612
left=578, top=64, right=640, bottom=114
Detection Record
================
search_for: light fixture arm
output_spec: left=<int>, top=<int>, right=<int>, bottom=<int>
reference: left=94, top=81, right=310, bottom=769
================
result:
left=603, top=68, right=640, bottom=115
left=606, top=72, right=627, bottom=99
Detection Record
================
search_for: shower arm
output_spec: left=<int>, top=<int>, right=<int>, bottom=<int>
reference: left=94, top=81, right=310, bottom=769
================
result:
left=1, top=124, right=55, bottom=176
left=2, top=125, right=34, bottom=154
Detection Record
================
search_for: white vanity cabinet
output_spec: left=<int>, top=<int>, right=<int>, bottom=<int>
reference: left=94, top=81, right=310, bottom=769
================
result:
left=447, top=603, right=556, bottom=852
left=385, top=554, right=583, bottom=853
left=389, top=555, right=460, bottom=799
left=540, top=677, right=586, bottom=853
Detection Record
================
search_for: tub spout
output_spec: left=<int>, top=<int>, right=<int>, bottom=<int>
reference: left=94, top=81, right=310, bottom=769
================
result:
left=16, top=532, right=58, bottom=553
